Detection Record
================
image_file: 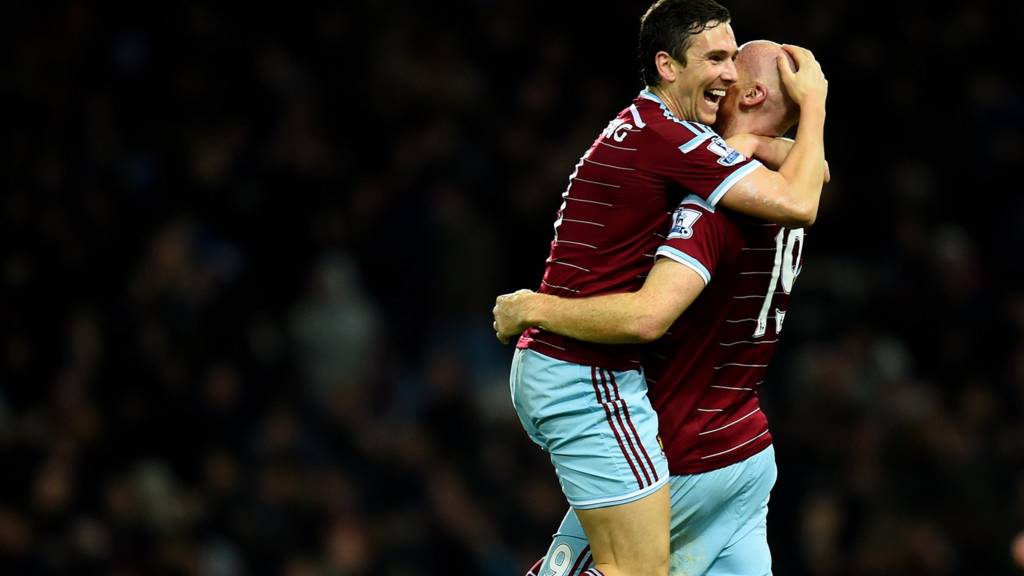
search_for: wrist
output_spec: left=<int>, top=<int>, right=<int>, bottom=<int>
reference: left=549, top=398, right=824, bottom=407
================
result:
left=799, top=101, right=826, bottom=121
left=725, top=134, right=756, bottom=158
left=747, top=134, right=769, bottom=159
left=524, top=293, right=549, bottom=327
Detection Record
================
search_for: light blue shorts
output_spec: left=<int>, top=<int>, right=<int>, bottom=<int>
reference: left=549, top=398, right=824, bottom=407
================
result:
left=510, top=348, right=668, bottom=509
left=534, top=445, right=777, bottom=576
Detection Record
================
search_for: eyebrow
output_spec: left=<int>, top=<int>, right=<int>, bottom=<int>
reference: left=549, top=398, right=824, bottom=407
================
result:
left=705, top=49, right=738, bottom=60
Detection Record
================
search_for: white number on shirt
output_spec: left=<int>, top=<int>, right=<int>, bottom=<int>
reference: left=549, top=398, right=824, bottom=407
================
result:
left=754, top=228, right=804, bottom=337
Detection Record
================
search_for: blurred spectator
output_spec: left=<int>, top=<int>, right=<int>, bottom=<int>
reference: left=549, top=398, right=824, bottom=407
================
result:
left=290, top=253, right=381, bottom=402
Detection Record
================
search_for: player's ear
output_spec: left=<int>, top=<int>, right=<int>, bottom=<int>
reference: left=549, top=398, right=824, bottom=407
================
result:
left=742, top=82, right=768, bottom=106
left=655, top=50, right=678, bottom=83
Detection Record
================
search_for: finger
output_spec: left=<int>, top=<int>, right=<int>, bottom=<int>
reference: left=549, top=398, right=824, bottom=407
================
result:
left=786, top=46, right=821, bottom=76
left=777, top=53, right=796, bottom=83
left=781, top=44, right=811, bottom=64
left=777, top=53, right=795, bottom=75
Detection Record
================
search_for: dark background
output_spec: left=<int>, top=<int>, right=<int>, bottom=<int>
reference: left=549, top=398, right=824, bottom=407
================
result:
left=2, top=1, right=1023, bottom=574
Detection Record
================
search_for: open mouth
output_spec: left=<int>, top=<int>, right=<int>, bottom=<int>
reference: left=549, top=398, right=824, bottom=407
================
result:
left=703, top=88, right=726, bottom=108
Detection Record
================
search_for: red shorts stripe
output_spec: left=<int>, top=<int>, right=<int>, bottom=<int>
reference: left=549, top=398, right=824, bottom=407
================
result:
left=591, top=366, right=643, bottom=489
left=610, top=370, right=659, bottom=482
left=569, top=544, right=591, bottom=575
left=601, top=369, right=653, bottom=486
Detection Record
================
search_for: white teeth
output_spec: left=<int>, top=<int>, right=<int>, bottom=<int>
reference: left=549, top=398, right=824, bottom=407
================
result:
left=710, top=89, right=726, bottom=97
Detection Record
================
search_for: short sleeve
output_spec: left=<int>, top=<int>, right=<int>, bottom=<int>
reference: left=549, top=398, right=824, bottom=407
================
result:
left=636, top=91, right=762, bottom=207
left=650, top=128, right=763, bottom=208
left=655, top=200, right=739, bottom=285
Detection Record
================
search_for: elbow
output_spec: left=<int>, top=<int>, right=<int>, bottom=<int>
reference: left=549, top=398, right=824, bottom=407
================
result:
left=793, top=203, right=817, bottom=227
left=631, top=314, right=672, bottom=343
left=781, top=198, right=818, bottom=228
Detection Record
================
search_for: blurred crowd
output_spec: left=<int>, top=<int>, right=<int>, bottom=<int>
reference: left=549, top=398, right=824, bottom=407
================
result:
left=1, top=1, right=1023, bottom=574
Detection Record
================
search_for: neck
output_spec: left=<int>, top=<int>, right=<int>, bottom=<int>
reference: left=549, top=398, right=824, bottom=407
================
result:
left=719, top=108, right=781, bottom=139
left=650, top=85, right=686, bottom=121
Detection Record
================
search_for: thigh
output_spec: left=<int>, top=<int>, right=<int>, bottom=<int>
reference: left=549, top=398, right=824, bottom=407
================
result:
left=707, top=446, right=777, bottom=576
left=535, top=493, right=674, bottom=576
left=512, top=349, right=669, bottom=509
left=575, top=483, right=670, bottom=575
left=666, top=471, right=737, bottom=576
left=711, top=517, right=771, bottom=576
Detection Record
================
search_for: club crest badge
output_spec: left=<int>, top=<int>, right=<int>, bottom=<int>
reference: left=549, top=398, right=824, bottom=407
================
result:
left=706, top=136, right=745, bottom=166
left=668, top=207, right=702, bottom=240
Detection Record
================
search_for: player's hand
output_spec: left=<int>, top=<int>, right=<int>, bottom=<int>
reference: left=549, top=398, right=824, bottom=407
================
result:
left=493, top=289, right=536, bottom=344
left=777, top=44, right=827, bottom=110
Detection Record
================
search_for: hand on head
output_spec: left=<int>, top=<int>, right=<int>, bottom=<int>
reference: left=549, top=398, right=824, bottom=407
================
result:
left=776, top=44, right=828, bottom=109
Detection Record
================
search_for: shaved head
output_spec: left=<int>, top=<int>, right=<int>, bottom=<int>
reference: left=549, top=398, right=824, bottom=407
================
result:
left=737, top=40, right=798, bottom=121
left=736, top=41, right=795, bottom=85
left=716, top=40, right=800, bottom=137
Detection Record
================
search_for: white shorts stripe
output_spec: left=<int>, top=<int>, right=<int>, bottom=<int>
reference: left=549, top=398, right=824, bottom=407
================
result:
left=570, top=474, right=668, bottom=508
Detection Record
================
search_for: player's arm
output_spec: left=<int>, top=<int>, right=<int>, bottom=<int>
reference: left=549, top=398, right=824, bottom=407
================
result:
left=724, top=133, right=759, bottom=158
left=718, top=45, right=828, bottom=227
left=493, top=258, right=704, bottom=345
left=728, top=135, right=830, bottom=183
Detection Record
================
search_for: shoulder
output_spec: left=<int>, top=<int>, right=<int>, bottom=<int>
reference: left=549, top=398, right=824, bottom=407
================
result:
left=632, top=91, right=719, bottom=153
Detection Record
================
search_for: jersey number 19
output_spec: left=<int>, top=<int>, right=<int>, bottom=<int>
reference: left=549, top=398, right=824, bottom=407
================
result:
left=753, top=228, right=804, bottom=338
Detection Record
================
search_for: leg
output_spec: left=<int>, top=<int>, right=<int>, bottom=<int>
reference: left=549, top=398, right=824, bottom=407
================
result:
left=511, top=351, right=670, bottom=576
left=664, top=448, right=775, bottom=576
left=712, top=515, right=772, bottom=576
left=666, top=471, right=732, bottom=576
left=576, top=483, right=670, bottom=576
left=705, top=445, right=777, bottom=576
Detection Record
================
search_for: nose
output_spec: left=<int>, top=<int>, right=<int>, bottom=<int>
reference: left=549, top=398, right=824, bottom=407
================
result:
left=722, top=59, right=738, bottom=82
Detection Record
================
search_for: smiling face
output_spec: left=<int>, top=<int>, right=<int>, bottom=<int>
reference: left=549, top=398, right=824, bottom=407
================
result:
left=664, top=21, right=739, bottom=125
